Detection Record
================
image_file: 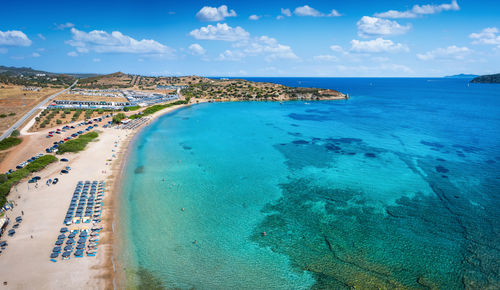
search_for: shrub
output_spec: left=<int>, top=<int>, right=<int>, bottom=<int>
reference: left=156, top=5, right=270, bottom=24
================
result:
left=0, top=155, right=57, bottom=206
left=112, top=113, right=126, bottom=124
left=0, top=137, right=22, bottom=150
left=0, top=114, right=6, bottom=118
left=56, top=119, right=62, bottom=124
left=57, top=131, right=98, bottom=154
left=8, top=112, right=15, bottom=116
left=10, top=130, right=20, bottom=137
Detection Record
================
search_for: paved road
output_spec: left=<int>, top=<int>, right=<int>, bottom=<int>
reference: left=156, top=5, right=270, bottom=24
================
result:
left=0, top=80, right=78, bottom=141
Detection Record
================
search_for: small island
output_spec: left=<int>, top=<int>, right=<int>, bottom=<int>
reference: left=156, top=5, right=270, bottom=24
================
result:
left=471, top=73, right=500, bottom=83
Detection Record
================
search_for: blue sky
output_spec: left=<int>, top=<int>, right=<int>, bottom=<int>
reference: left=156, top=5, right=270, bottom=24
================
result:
left=1, top=0, right=499, bottom=77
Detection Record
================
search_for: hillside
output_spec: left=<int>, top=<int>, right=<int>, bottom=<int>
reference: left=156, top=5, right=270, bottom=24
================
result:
left=77, top=72, right=347, bottom=101
left=471, top=73, right=500, bottom=83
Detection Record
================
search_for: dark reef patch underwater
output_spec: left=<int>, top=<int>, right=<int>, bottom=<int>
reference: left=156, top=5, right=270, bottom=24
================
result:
left=252, top=136, right=500, bottom=289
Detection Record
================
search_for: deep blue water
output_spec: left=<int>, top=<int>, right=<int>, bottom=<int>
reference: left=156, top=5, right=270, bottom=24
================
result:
left=120, top=78, right=500, bottom=289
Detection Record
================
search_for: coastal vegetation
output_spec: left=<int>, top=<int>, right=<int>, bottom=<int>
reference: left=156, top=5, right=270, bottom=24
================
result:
left=0, top=155, right=57, bottom=206
left=471, top=73, right=500, bottom=83
left=112, top=113, right=127, bottom=124
left=0, top=137, right=22, bottom=151
left=141, top=99, right=190, bottom=116
left=56, top=131, right=98, bottom=154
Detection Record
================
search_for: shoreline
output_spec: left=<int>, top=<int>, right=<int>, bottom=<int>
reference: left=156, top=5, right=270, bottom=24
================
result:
left=0, top=97, right=339, bottom=288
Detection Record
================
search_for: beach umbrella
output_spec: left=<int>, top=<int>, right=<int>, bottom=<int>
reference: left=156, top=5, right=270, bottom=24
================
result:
left=64, top=245, right=73, bottom=251
left=53, top=246, right=61, bottom=252
left=79, top=232, right=88, bottom=237
left=55, top=240, right=63, bottom=245
left=58, top=234, right=66, bottom=239
left=62, top=251, right=71, bottom=257
left=50, top=253, right=59, bottom=258
left=68, top=233, right=76, bottom=238
left=76, top=244, right=85, bottom=249
left=0, top=241, right=8, bottom=247
left=66, top=239, right=74, bottom=244
left=60, top=227, right=68, bottom=233
left=8, top=229, right=15, bottom=235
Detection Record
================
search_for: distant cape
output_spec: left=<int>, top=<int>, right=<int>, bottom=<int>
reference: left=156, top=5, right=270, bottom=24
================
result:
left=444, top=74, right=479, bottom=79
left=471, top=73, right=500, bottom=83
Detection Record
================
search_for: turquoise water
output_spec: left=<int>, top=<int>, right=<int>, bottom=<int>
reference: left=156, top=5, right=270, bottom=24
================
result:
left=120, top=78, right=500, bottom=289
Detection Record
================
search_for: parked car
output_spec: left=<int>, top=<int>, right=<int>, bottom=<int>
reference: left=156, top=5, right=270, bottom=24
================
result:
left=52, top=178, right=59, bottom=184
left=60, top=158, right=69, bottom=162
left=61, top=170, right=69, bottom=174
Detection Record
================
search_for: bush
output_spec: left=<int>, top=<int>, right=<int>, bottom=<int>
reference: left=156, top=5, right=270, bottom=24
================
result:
left=0, top=114, right=6, bottom=118
left=56, top=119, right=62, bottom=124
left=57, top=131, right=98, bottom=154
left=8, top=112, right=15, bottom=116
left=112, top=113, right=126, bottom=124
left=0, top=137, right=22, bottom=150
left=10, top=130, right=20, bottom=137
left=0, top=155, right=57, bottom=206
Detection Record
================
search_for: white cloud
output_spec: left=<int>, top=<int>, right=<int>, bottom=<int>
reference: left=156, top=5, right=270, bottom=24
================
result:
left=281, top=8, right=292, bottom=17
left=0, top=48, right=7, bottom=54
left=469, top=27, right=500, bottom=47
left=249, top=15, right=260, bottom=21
left=351, top=38, right=409, bottom=53
left=55, top=22, right=75, bottom=30
left=239, top=36, right=298, bottom=61
left=313, top=54, right=338, bottom=62
left=93, top=58, right=100, bottom=62
left=0, top=30, right=32, bottom=47
left=37, top=33, right=46, bottom=40
left=330, top=45, right=344, bottom=52
left=32, top=52, right=40, bottom=57
left=357, top=16, right=410, bottom=38
left=189, top=23, right=249, bottom=41
left=188, top=43, right=206, bottom=55
left=67, top=28, right=174, bottom=56
left=375, top=0, right=459, bottom=19
left=217, top=50, right=246, bottom=61
left=294, top=5, right=341, bottom=17
left=196, top=5, right=237, bottom=22
left=417, top=45, right=470, bottom=60
left=67, top=51, right=78, bottom=57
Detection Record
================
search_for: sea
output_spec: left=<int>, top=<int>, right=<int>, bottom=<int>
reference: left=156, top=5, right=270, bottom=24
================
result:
left=118, top=78, right=500, bottom=289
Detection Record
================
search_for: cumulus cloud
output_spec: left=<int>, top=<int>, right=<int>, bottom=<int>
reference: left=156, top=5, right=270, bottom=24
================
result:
left=417, top=45, right=470, bottom=60
left=238, top=36, right=298, bottom=61
left=217, top=49, right=246, bottom=61
left=37, top=33, right=46, bottom=40
left=0, top=30, right=32, bottom=47
left=330, top=45, right=343, bottom=52
left=196, top=5, right=237, bottom=22
left=350, top=38, right=409, bottom=53
left=188, top=43, right=206, bottom=55
left=66, top=28, right=174, bottom=56
left=357, top=16, right=410, bottom=38
left=281, top=8, right=292, bottom=17
left=313, top=54, right=338, bottom=62
left=67, top=51, right=78, bottom=57
left=375, top=0, right=459, bottom=19
left=469, top=27, right=500, bottom=47
left=55, top=22, right=75, bottom=30
left=249, top=15, right=260, bottom=21
left=189, top=23, right=249, bottom=41
left=294, top=5, right=341, bottom=17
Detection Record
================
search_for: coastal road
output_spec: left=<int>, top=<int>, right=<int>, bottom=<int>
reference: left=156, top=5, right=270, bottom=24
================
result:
left=0, top=80, right=78, bottom=141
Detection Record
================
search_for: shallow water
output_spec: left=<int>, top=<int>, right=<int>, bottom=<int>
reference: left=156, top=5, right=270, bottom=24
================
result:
left=120, top=78, right=500, bottom=289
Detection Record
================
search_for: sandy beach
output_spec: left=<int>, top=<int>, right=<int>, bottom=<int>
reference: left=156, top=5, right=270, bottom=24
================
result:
left=0, top=100, right=200, bottom=289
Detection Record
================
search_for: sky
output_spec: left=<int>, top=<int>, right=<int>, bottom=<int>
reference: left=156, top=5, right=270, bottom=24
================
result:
left=1, top=0, right=500, bottom=77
